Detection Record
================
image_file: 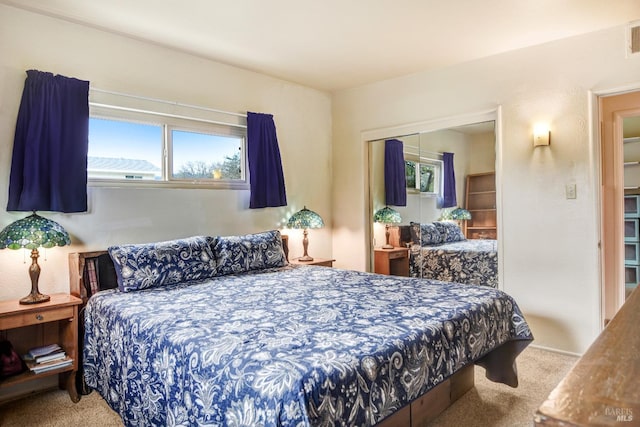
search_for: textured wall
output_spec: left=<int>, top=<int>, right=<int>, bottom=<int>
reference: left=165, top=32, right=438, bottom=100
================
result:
left=332, top=25, right=640, bottom=354
left=0, top=5, right=332, bottom=300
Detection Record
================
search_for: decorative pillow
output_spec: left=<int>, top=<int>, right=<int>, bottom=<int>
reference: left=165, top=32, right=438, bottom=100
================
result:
left=409, top=222, right=443, bottom=246
left=213, top=230, right=287, bottom=276
left=108, top=235, right=217, bottom=292
left=433, top=221, right=466, bottom=243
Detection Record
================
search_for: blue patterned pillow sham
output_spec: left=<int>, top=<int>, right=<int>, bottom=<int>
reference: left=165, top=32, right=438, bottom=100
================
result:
left=213, top=230, right=287, bottom=276
left=108, top=235, right=217, bottom=292
left=409, top=222, right=443, bottom=246
left=433, top=221, right=466, bottom=243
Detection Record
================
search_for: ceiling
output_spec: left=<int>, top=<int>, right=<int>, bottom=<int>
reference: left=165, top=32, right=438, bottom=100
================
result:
left=3, top=0, right=640, bottom=92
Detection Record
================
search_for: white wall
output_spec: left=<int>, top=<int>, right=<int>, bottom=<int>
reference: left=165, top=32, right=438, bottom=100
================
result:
left=0, top=6, right=332, bottom=300
left=332, top=26, right=640, bottom=354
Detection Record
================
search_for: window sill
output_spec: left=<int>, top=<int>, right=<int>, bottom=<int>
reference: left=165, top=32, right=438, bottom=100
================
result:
left=88, top=179, right=250, bottom=190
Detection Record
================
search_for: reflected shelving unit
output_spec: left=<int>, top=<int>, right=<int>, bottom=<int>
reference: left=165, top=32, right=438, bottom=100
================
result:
left=623, top=136, right=640, bottom=299
left=464, top=172, right=497, bottom=240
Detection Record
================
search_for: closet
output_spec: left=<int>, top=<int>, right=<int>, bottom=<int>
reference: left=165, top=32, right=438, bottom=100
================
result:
left=623, top=135, right=640, bottom=299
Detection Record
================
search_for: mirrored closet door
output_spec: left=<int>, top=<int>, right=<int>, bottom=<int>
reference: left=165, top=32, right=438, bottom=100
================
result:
left=368, top=120, right=498, bottom=280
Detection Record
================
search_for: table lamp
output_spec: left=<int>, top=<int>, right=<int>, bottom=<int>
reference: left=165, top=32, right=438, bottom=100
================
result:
left=440, top=207, right=472, bottom=229
left=374, top=206, right=402, bottom=249
left=286, top=206, right=324, bottom=262
left=0, top=213, right=71, bottom=304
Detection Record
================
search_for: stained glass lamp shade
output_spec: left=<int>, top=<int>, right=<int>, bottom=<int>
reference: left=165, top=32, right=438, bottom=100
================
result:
left=286, top=206, right=324, bottom=262
left=374, top=206, right=402, bottom=249
left=0, top=213, right=71, bottom=304
left=449, top=208, right=472, bottom=220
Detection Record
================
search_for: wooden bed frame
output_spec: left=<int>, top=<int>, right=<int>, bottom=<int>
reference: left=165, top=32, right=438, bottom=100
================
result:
left=68, top=234, right=475, bottom=426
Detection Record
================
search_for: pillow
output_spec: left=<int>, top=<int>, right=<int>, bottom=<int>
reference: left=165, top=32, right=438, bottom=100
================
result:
left=213, top=230, right=287, bottom=276
left=108, top=235, right=217, bottom=292
left=433, top=221, right=466, bottom=243
left=409, top=222, right=443, bottom=246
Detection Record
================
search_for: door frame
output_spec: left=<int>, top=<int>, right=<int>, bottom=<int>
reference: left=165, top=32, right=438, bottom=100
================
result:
left=595, top=86, right=640, bottom=326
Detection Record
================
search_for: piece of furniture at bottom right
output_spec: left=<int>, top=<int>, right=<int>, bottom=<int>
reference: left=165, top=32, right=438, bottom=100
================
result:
left=534, top=286, right=640, bottom=426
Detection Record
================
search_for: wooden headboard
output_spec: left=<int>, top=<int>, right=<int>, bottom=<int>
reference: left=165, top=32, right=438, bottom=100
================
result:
left=69, top=235, right=289, bottom=302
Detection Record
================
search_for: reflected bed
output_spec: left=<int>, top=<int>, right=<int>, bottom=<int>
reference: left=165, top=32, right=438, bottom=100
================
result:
left=392, top=223, right=498, bottom=288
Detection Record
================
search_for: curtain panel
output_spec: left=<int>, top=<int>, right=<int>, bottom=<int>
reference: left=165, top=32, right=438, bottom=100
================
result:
left=247, top=112, right=287, bottom=208
left=7, top=70, right=89, bottom=213
left=384, top=139, right=407, bottom=206
left=442, top=152, right=457, bottom=208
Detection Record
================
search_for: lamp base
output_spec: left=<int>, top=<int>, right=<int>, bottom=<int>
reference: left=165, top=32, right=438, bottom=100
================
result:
left=20, top=291, right=50, bottom=305
left=297, top=255, right=314, bottom=262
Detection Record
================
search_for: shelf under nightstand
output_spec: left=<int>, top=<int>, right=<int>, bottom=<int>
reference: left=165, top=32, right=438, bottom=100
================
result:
left=0, top=293, right=82, bottom=403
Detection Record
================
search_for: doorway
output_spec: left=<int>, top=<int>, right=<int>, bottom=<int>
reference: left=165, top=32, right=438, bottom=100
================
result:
left=600, top=90, right=640, bottom=325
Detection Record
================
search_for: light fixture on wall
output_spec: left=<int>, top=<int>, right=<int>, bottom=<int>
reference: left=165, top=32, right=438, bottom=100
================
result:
left=533, top=123, right=551, bottom=147
left=0, top=212, right=71, bottom=304
left=286, top=206, right=324, bottom=262
left=374, top=206, right=402, bottom=249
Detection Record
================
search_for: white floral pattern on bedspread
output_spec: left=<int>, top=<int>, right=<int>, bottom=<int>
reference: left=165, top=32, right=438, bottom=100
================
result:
left=410, top=239, right=498, bottom=288
left=83, top=265, right=530, bottom=427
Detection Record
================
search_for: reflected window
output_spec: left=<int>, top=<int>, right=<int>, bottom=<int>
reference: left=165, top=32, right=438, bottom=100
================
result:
left=405, top=158, right=442, bottom=195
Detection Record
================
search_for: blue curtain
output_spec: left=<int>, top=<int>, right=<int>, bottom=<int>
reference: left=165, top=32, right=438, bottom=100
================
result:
left=7, top=70, right=89, bottom=213
left=247, top=112, right=287, bottom=208
left=442, top=152, right=457, bottom=208
left=384, top=139, right=407, bottom=206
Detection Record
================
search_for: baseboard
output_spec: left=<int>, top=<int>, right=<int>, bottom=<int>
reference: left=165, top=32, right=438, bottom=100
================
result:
left=528, top=343, right=582, bottom=358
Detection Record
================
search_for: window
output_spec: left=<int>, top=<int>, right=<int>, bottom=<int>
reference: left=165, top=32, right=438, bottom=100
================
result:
left=405, top=157, right=443, bottom=196
left=88, top=91, right=247, bottom=189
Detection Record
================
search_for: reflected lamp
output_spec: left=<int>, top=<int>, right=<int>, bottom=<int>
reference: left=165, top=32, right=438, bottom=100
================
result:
left=440, top=207, right=472, bottom=230
left=286, top=206, right=324, bottom=262
left=448, top=208, right=472, bottom=221
left=0, top=213, right=71, bottom=304
left=374, top=206, right=402, bottom=249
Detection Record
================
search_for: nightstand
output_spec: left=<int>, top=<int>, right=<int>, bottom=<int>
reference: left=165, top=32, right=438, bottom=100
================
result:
left=374, top=248, right=410, bottom=276
left=289, top=257, right=335, bottom=267
left=0, top=293, right=82, bottom=402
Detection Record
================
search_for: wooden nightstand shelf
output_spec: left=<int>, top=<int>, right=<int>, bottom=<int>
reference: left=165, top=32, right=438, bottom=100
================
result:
left=0, top=293, right=82, bottom=402
left=289, top=257, right=335, bottom=267
left=374, top=248, right=410, bottom=276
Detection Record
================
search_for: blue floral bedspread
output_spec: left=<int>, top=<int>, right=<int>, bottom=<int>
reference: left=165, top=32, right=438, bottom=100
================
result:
left=409, top=239, right=498, bottom=288
left=84, top=265, right=531, bottom=426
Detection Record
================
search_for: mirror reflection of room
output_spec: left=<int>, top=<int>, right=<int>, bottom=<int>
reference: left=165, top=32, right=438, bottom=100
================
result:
left=369, top=121, right=499, bottom=287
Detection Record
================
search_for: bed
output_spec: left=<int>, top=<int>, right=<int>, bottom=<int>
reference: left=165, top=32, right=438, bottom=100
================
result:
left=69, top=230, right=531, bottom=426
left=391, top=222, right=498, bottom=288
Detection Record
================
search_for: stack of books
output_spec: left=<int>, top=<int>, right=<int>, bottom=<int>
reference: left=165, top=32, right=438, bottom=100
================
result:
left=23, top=344, right=72, bottom=374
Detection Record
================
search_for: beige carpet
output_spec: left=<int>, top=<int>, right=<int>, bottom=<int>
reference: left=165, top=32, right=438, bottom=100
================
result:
left=0, top=346, right=577, bottom=426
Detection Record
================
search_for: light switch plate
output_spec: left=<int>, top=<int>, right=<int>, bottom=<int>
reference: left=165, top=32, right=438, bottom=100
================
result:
left=566, top=183, right=577, bottom=199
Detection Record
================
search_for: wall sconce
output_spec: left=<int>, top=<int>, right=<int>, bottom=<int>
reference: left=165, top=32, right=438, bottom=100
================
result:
left=533, top=124, right=551, bottom=147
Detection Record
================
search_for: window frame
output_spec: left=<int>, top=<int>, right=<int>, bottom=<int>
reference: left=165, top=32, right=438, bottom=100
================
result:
left=88, top=94, right=249, bottom=190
